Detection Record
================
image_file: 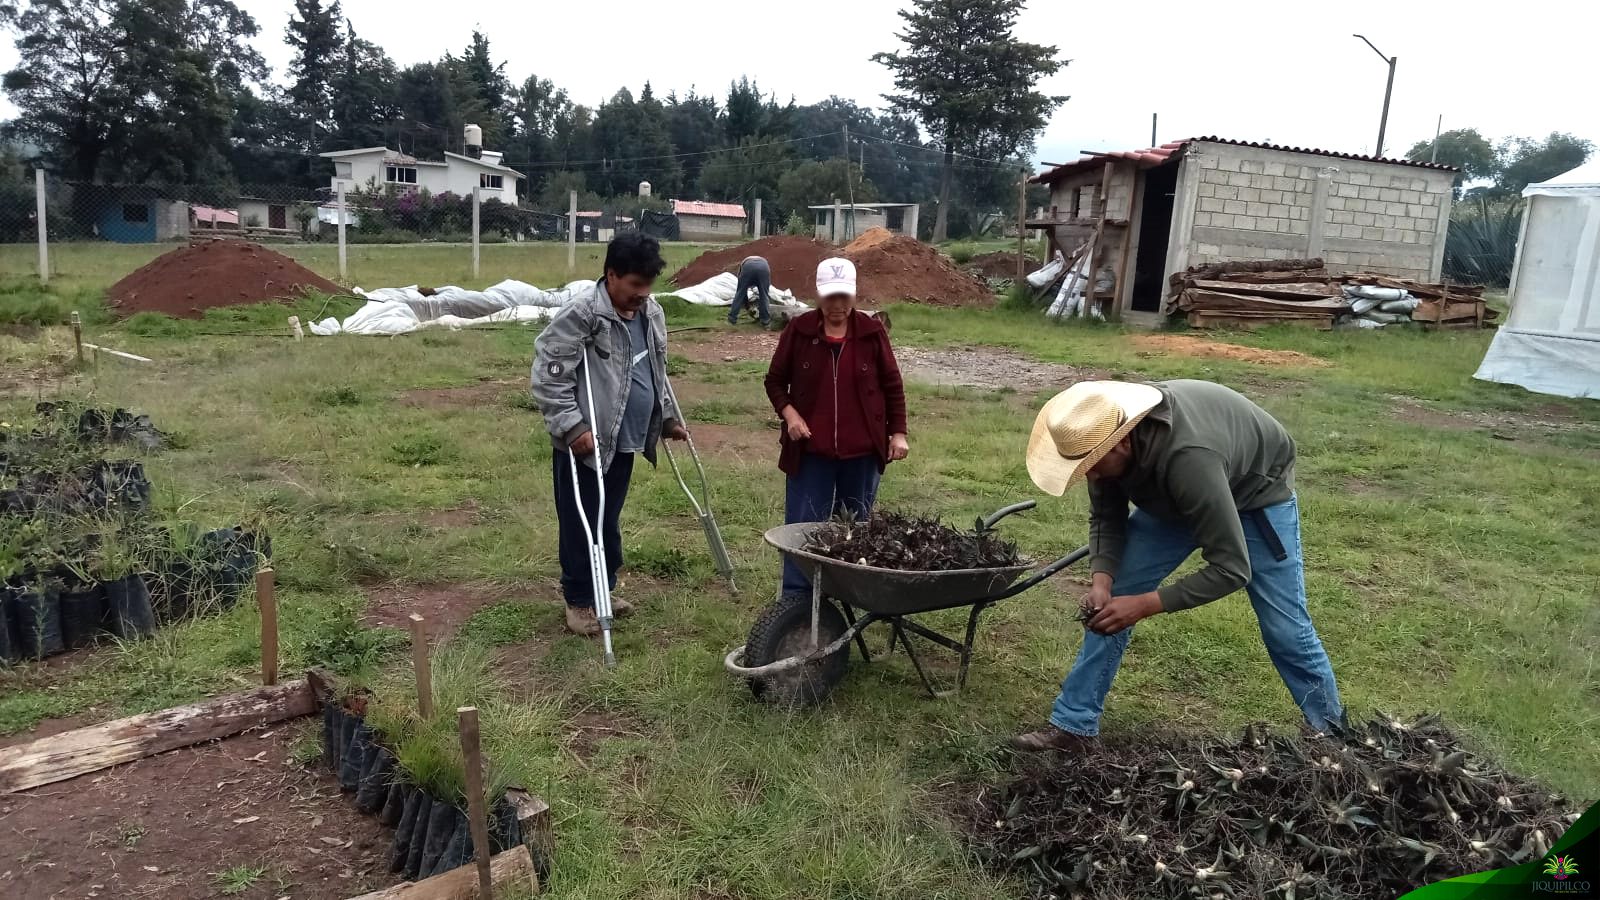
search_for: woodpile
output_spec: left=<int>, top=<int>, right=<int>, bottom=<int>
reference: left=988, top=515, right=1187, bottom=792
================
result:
left=1168, top=259, right=1497, bottom=330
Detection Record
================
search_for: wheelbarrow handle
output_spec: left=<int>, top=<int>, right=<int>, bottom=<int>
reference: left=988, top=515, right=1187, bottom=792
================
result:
left=980, top=500, right=1037, bottom=531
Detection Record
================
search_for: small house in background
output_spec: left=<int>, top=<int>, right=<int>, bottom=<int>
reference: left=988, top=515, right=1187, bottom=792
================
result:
left=1029, top=137, right=1456, bottom=325
left=237, top=197, right=292, bottom=233
left=87, top=188, right=189, bottom=243
left=811, top=202, right=922, bottom=243
left=571, top=211, right=634, bottom=243
left=671, top=200, right=746, bottom=241
left=320, top=125, right=525, bottom=205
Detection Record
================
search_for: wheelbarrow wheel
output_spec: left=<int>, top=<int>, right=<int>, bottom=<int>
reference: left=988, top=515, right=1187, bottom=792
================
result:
left=744, top=593, right=850, bottom=707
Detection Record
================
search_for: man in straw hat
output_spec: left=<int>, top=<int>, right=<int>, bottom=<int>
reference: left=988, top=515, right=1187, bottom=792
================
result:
left=1012, top=379, right=1343, bottom=751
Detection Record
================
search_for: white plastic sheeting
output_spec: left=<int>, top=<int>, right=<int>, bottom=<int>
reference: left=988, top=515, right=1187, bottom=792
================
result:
left=308, top=274, right=808, bottom=337
left=1474, top=160, right=1600, bottom=398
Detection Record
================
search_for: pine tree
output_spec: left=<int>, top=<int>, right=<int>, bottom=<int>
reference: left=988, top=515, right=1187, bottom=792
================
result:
left=873, top=0, right=1067, bottom=242
left=284, top=0, right=343, bottom=149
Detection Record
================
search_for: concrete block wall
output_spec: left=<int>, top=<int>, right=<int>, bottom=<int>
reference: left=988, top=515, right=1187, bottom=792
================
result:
left=1046, top=165, right=1137, bottom=222
left=1181, top=141, right=1453, bottom=280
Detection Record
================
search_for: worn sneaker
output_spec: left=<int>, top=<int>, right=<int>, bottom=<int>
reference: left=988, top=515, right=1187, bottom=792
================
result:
left=564, top=605, right=600, bottom=637
left=1009, top=725, right=1098, bottom=753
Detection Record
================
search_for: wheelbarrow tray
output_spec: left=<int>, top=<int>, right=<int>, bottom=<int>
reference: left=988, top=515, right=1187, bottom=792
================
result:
left=763, top=523, right=1032, bottom=616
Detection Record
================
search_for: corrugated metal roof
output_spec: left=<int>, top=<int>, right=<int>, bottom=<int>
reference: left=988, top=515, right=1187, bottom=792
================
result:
left=1032, top=137, right=1457, bottom=184
left=672, top=199, right=746, bottom=219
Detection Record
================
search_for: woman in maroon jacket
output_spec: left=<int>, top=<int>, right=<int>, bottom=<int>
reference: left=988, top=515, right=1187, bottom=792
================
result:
left=764, top=258, right=909, bottom=598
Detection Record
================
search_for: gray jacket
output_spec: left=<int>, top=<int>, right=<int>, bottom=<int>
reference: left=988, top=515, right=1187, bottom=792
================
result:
left=530, top=279, right=681, bottom=473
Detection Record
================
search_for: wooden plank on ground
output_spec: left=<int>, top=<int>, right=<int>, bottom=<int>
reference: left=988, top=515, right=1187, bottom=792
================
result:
left=1188, top=311, right=1334, bottom=330
left=0, top=679, right=316, bottom=793
left=344, top=846, right=538, bottom=899
left=1182, top=257, right=1325, bottom=277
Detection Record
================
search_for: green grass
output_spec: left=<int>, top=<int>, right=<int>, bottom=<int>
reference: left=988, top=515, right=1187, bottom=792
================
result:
left=213, top=864, right=268, bottom=895
left=0, top=259, right=1596, bottom=898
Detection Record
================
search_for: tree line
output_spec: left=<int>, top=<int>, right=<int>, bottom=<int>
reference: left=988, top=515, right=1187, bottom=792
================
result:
left=1406, top=129, right=1592, bottom=199
left=0, top=0, right=1066, bottom=240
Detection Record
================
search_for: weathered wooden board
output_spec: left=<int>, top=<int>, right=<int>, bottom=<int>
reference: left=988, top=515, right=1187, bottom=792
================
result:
left=1188, top=312, right=1334, bottom=330
left=1191, top=280, right=1342, bottom=300
left=1178, top=289, right=1348, bottom=313
left=345, top=846, right=538, bottom=899
left=0, top=679, right=316, bottom=793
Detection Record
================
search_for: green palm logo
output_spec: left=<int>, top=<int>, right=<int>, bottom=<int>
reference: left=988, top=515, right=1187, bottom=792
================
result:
left=1543, top=855, right=1579, bottom=880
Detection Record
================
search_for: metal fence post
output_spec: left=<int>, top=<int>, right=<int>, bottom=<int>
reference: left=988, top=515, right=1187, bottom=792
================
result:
left=336, top=181, right=348, bottom=281
left=832, top=197, right=841, bottom=243
left=567, top=190, right=577, bottom=273
left=471, top=186, right=481, bottom=279
left=34, top=168, right=48, bottom=283
left=753, top=198, right=762, bottom=239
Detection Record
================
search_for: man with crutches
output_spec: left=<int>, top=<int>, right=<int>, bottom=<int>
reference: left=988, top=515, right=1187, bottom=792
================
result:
left=531, top=233, right=687, bottom=645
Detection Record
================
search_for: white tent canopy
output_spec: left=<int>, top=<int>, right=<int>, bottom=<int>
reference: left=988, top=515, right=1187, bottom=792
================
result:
left=1473, top=160, right=1600, bottom=398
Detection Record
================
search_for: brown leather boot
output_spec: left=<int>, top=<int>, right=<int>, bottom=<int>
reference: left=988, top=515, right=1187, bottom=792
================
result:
left=564, top=605, right=600, bottom=637
left=1009, top=725, right=1098, bottom=753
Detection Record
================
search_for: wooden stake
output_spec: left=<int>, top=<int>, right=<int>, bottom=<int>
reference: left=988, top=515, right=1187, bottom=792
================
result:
left=257, top=568, right=278, bottom=686
left=0, top=680, right=316, bottom=793
left=70, top=311, right=83, bottom=364
left=288, top=315, right=304, bottom=341
left=410, top=614, right=434, bottom=720
left=458, top=707, right=495, bottom=900
left=1016, top=168, right=1028, bottom=283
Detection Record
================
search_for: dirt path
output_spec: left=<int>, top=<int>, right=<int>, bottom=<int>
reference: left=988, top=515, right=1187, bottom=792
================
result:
left=674, top=330, right=1102, bottom=393
left=1132, top=333, right=1330, bottom=368
left=0, top=725, right=396, bottom=900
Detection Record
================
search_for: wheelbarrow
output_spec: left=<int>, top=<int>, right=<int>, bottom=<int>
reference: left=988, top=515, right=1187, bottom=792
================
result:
left=724, top=501, right=1090, bottom=706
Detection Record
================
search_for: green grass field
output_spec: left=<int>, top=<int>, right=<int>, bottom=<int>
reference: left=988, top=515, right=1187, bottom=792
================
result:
left=1, top=241, right=1597, bottom=899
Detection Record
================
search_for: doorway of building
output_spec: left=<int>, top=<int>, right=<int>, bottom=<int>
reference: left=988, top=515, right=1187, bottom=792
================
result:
left=1130, top=161, right=1179, bottom=312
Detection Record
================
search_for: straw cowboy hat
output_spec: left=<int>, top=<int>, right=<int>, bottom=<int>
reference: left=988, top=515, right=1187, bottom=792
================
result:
left=1025, top=381, right=1164, bottom=496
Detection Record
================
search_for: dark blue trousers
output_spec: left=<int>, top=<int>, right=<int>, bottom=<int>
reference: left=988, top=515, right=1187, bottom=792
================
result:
left=782, top=453, right=881, bottom=596
left=729, top=265, right=772, bottom=325
left=552, top=451, right=634, bottom=608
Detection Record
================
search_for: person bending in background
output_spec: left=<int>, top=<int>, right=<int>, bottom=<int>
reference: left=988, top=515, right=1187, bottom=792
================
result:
left=728, top=255, right=773, bottom=327
left=530, top=232, right=689, bottom=637
left=763, top=257, right=909, bottom=599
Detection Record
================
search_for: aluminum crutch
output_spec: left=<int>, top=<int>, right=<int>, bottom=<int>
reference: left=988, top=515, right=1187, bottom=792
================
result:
left=660, top=374, right=737, bottom=593
left=567, top=342, right=617, bottom=667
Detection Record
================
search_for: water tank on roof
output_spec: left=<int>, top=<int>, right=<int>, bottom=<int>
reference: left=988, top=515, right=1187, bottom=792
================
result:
left=464, top=124, right=483, bottom=158
left=638, top=181, right=652, bottom=198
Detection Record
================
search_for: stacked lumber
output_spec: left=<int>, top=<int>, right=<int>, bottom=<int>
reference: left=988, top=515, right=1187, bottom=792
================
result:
left=1168, top=259, right=1497, bottom=330
left=1169, top=259, right=1344, bottom=329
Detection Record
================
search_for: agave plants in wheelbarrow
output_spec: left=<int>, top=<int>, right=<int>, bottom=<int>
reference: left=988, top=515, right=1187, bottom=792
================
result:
left=725, top=502, right=1089, bottom=706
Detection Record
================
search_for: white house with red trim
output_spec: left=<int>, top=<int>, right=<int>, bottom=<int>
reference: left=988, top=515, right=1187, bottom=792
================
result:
left=671, top=199, right=746, bottom=242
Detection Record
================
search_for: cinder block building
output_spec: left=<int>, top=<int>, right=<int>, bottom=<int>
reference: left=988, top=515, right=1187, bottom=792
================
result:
left=1029, top=138, right=1457, bottom=324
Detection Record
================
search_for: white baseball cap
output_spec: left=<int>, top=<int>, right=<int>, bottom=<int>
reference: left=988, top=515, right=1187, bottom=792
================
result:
left=815, top=257, right=857, bottom=298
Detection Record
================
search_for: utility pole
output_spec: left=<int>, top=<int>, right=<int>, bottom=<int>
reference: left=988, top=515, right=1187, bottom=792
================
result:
left=1151, top=113, right=1158, bottom=147
left=1430, top=115, right=1442, bottom=164
left=1016, top=168, right=1028, bottom=283
left=842, top=124, right=856, bottom=241
left=1353, top=35, right=1397, bottom=157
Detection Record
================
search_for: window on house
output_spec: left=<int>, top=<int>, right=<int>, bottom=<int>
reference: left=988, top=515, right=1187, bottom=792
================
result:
left=122, top=203, right=149, bottom=223
left=385, top=165, right=418, bottom=185
left=479, top=173, right=503, bottom=189
left=1069, top=188, right=1082, bottom=219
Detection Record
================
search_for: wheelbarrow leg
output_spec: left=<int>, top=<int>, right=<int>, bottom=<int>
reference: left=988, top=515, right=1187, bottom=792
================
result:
left=956, top=602, right=990, bottom=692
left=838, top=603, right=874, bottom=663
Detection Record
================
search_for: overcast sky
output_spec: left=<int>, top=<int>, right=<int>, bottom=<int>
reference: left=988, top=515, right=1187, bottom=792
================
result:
left=4, top=0, right=1597, bottom=170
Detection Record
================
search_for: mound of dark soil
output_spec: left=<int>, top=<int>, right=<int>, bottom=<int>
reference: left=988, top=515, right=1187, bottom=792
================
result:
left=108, top=240, right=342, bottom=318
left=804, top=510, right=1020, bottom=571
left=972, top=715, right=1580, bottom=899
left=968, top=251, right=1040, bottom=280
left=670, top=235, right=834, bottom=300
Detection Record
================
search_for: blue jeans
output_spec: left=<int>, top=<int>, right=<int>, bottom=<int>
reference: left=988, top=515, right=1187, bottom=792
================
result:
left=552, top=451, right=634, bottom=608
left=782, top=453, right=880, bottom=596
left=1051, top=496, right=1343, bottom=735
left=729, top=265, right=771, bottom=325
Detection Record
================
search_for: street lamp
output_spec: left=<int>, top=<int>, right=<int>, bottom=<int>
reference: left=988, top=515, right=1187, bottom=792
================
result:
left=1353, top=34, right=1397, bottom=157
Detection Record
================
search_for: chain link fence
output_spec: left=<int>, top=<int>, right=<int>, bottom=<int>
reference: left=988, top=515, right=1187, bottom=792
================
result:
left=0, top=172, right=653, bottom=283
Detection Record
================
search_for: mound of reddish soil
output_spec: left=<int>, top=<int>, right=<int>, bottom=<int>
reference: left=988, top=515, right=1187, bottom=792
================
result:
left=850, top=236, right=994, bottom=307
left=670, top=235, right=833, bottom=300
left=674, top=234, right=996, bottom=306
left=968, top=251, right=1040, bottom=280
left=844, top=226, right=895, bottom=253
left=108, top=240, right=343, bottom=318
